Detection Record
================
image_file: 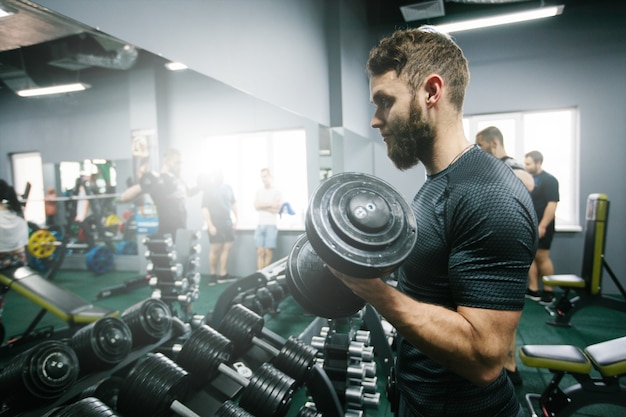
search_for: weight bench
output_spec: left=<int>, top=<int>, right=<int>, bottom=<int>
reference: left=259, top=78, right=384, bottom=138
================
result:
left=0, top=266, right=118, bottom=328
left=519, top=336, right=626, bottom=417
left=543, top=193, right=626, bottom=326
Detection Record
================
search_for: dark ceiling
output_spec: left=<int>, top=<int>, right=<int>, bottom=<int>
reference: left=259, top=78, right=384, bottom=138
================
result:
left=0, top=0, right=619, bottom=97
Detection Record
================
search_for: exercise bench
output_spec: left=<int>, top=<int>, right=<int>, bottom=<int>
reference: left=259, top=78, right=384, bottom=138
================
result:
left=519, top=336, right=626, bottom=417
left=0, top=266, right=118, bottom=344
left=543, top=193, right=626, bottom=326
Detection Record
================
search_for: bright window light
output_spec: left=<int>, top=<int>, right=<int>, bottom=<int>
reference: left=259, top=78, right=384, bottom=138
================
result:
left=17, top=83, right=90, bottom=97
left=434, top=5, right=564, bottom=33
left=0, top=8, right=13, bottom=18
left=189, top=129, right=309, bottom=230
left=165, top=62, right=188, bottom=71
left=464, top=108, right=579, bottom=231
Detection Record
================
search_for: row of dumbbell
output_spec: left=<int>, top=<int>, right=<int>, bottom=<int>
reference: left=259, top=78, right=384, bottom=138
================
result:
left=0, top=298, right=175, bottom=413
left=311, top=326, right=381, bottom=415
left=144, top=234, right=201, bottom=307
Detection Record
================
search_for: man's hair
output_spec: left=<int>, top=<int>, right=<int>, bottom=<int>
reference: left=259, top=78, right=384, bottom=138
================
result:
left=476, top=126, right=504, bottom=145
left=366, top=26, right=469, bottom=113
left=525, top=150, right=544, bottom=164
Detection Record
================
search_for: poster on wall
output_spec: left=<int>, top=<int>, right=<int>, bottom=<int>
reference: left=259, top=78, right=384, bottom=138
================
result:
left=131, top=129, right=159, bottom=235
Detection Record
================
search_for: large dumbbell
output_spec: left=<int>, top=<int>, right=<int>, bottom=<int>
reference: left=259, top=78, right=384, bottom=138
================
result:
left=0, top=341, right=80, bottom=409
left=43, top=396, right=121, bottom=417
left=69, top=316, right=133, bottom=372
left=286, top=172, right=417, bottom=318
left=120, top=298, right=173, bottom=347
left=218, top=304, right=318, bottom=386
left=177, top=325, right=297, bottom=417
left=116, top=352, right=195, bottom=417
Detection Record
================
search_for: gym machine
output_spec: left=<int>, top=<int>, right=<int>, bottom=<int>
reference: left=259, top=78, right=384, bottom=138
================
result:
left=519, top=336, right=626, bottom=416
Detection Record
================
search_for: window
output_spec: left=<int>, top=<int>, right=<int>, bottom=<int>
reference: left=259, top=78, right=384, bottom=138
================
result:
left=464, top=108, right=580, bottom=231
left=186, top=129, right=308, bottom=230
left=10, top=151, right=45, bottom=226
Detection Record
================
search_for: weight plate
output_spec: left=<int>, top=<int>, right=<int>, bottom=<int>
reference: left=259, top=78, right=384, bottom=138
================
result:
left=306, top=172, right=417, bottom=278
left=121, top=298, right=172, bottom=346
left=273, top=337, right=317, bottom=385
left=286, top=234, right=365, bottom=319
left=5, top=341, right=80, bottom=401
left=117, top=353, right=190, bottom=417
left=177, top=324, right=233, bottom=385
left=215, top=400, right=255, bottom=417
left=28, top=229, right=57, bottom=259
left=240, top=363, right=295, bottom=417
left=219, top=304, right=264, bottom=357
left=70, top=317, right=132, bottom=371
left=86, top=246, right=114, bottom=275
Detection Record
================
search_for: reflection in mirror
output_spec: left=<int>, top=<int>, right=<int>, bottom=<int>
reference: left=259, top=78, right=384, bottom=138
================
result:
left=2, top=3, right=334, bottom=277
left=319, top=127, right=332, bottom=181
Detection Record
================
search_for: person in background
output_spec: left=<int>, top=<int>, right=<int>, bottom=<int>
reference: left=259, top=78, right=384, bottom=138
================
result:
left=74, top=172, right=91, bottom=223
left=44, top=187, right=58, bottom=226
left=476, top=126, right=534, bottom=192
left=329, top=27, right=537, bottom=417
left=201, top=169, right=238, bottom=285
left=0, top=179, right=29, bottom=342
left=525, top=150, right=560, bottom=305
left=475, top=125, right=534, bottom=387
left=121, top=148, right=198, bottom=240
left=254, top=168, right=282, bottom=270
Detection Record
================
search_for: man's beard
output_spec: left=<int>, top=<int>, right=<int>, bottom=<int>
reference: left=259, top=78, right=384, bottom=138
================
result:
left=386, top=102, right=436, bottom=171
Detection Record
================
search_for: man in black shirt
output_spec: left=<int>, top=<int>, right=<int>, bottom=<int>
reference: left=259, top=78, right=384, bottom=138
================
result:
left=121, top=148, right=197, bottom=240
left=330, top=27, right=537, bottom=417
left=525, top=150, right=560, bottom=305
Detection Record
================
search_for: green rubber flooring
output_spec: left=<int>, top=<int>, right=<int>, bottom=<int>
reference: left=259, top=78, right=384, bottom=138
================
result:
left=1, top=269, right=625, bottom=416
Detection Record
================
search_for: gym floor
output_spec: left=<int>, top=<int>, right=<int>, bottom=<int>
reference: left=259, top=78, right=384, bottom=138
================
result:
left=1, top=269, right=624, bottom=417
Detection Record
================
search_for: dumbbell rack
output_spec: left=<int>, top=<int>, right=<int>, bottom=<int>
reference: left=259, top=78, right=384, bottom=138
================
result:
left=0, top=298, right=179, bottom=417
left=311, top=324, right=381, bottom=417
left=209, top=257, right=289, bottom=327
left=144, top=232, right=201, bottom=322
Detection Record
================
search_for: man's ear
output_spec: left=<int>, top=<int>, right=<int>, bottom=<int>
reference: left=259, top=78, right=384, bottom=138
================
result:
left=424, top=74, right=443, bottom=106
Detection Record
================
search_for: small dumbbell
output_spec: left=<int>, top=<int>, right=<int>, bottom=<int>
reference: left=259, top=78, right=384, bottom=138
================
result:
left=218, top=304, right=318, bottom=385
left=175, top=325, right=297, bottom=417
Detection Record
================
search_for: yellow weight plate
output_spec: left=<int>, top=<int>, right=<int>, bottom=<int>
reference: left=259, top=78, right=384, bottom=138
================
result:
left=28, top=229, right=57, bottom=259
left=105, top=214, right=122, bottom=227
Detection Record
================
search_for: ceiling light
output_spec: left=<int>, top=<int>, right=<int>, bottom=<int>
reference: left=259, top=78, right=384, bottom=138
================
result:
left=433, top=5, right=564, bottom=33
left=17, top=83, right=91, bottom=97
left=165, top=62, right=188, bottom=71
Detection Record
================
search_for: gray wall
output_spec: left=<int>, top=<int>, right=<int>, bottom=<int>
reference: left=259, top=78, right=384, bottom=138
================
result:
left=1, top=1, right=625, bottom=293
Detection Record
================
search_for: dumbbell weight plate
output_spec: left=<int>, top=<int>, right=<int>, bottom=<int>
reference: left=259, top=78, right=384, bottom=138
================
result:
left=306, top=172, right=417, bottom=278
left=286, top=234, right=365, bottom=319
left=27, top=229, right=57, bottom=259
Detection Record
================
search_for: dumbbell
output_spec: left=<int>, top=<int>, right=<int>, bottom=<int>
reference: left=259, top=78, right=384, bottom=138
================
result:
left=43, top=396, right=120, bottom=417
left=175, top=325, right=297, bottom=417
left=69, top=316, right=133, bottom=372
left=218, top=304, right=318, bottom=385
left=120, top=298, right=172, bottom=347
left=286, top=172, right=417, bottom=318
left=142, top=234, right=175, bottom=253
left=0, top=340, right=80, bottom=409
left=116, top=352, right=196, bottom=417
left=214, top=400, right=255, bottom=417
